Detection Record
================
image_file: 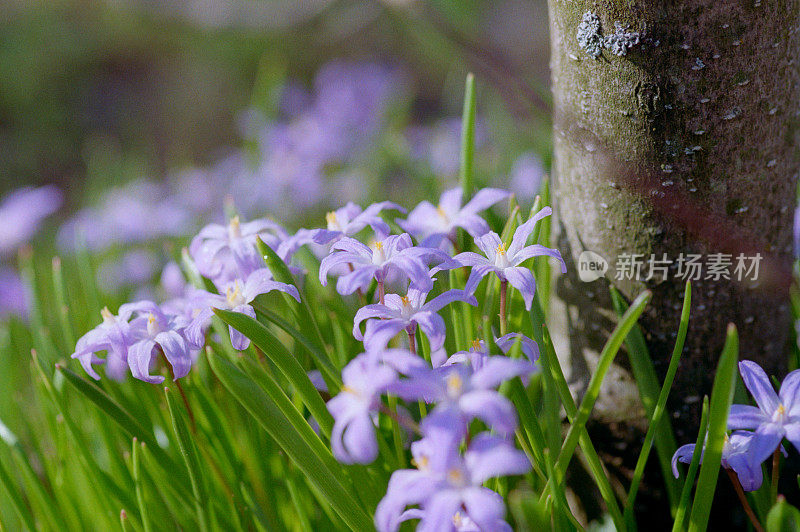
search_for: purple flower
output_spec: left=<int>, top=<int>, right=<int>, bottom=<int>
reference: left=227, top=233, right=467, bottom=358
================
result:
left=327, top=350, right=427, bottom=464
left=453, top=207, right=566, bottom=310
left=72, top=306, right=135, bottom=381
left=375, top=433, right=529, bottom=532
left=727, top=360, right=800, bottom=457
left=353, top=288, right=477, bottom=366
left=122, top=301, right=194, bottom=384
left=311, top=201, right=405, bottom=245
left=0, top=268, right=29, bottom=319
left=0, top=185, right=62, bottom=257
left=391, top=356, right=535, bottom=438
left=319, top=234, right=455, bottom=296
left=398, top=188, right=510, bottom=247
left=185, top=268, right=300, bottom=351
left=189, top=215, right=288, bottom=287
left=508, top=152, right=546, bottom=202
left=672, top=431, right=782, bottom=491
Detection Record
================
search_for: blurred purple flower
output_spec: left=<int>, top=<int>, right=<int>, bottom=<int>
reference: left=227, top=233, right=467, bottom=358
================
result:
left=391, top=356, right=535, bottom=438
left=672, top=430, right=781, bottom=491
left=190, top=215, right=288, bottom=287
left=0, top=267, right=29, bottom=319
left=354, top=287, right=477, bottom=366
left=319, top=234, right=455, bottom=296
left=328, top=350, right=427, bottom=464
left=375, top=433, right=528, bottom=532
left=406, top=118, right=488, bottom=177
left=508, top=152, right=546, bottom=202
left=454, top=207, right=566, bottom=310
left=727, top=360, right=800, bottom=457
left=97, top=250, right=159, bottom=289
left=185, top=268, right=300, bottom=351
left=0, top=185, right=62, bottom=257
left=398, top=188, right=510, bottom=247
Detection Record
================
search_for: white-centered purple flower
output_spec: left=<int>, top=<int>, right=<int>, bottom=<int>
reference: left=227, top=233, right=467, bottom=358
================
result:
left=0, top=185, right=62, bottom=258
left=398, top=187, right=509, bottom=247
left=353, top=287, right=477, bottom=366
left=185, top=268, right=300, bottom=351
left=671, top=430, right=783, bottom=491
left=122, top=301, right=194, bottom=384
left=189, top=215, right=289, bottom=287
left=453, top=206, right=566, bottom=310
left=444, top=333, right=540, bottom=375
left=374, top=432, right=529, bottom=532
left=390, top=355, right=535, bottom=438
left=727, top=360, right=800, bottom=457
left=319, top=233, right=456, bottom=296
left=327, top=350, right=427, bottom=464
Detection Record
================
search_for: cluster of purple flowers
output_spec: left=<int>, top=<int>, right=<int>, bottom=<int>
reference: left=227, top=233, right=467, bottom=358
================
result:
left=297, top=188, right=565, bottom=530
left=70, top=184, right=567, bottom=530
left=672, top=360, right=800, bottom=491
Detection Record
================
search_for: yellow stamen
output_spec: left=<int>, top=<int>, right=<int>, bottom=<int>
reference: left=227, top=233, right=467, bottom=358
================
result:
left=453, top=512, right=463, bottom=527
left=411, top=454, right=430, bottom=470
left=326, top=211, right=337, bottom=226
left=471, top=338, right=482, bottom=351
left=373, top=241, right=383, bottom=251
left=496, top=243, right=507, bottom=255
left=778, top=404, right=786, bottom=415
left=101, top=306, right=114, bottom=321
left=447, top=468, right=463, bottom=484
left=401, top=296, right=410, bottom=306
left=436, top=206, right=446, bottom=218
left=229, top=215, right=241, bottom=237
left=341, top=385, right=358, bottom=395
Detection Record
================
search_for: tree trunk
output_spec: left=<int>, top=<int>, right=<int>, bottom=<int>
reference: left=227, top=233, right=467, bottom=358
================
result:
left=547, top=0, right=800, bottom=519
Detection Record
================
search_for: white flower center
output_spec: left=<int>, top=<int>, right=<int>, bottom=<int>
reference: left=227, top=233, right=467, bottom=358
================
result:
left=226, top=282, right=247, bottom=308
left=773, top=404, right=788, bottom=424
left=446, top=373, right=463, bottom=398
left=101, top=306, right=115, bottom=324
left=371, top=240, right=386, bottom=265
left=326, top=211, right=343, bottom=232
left=146, top=313, right=159, bottom=337
left=494, top=242, right=510, bottom=268
left=228, top=215, right=242, bottom=239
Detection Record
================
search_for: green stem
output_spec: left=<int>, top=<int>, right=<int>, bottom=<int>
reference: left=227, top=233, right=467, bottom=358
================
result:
left=727, top=469, right=764, bottom=532
left=499, top=279, right=508, bottom=336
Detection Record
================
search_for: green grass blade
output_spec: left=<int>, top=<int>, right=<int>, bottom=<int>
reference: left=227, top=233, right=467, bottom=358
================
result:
left=540, top=290, right=651, bottom=503
left=213, top=308, right=334, bottom=437
left=672, top=397, right=710, bottom=532
left=611, top=286, right=680, bottom=514
left=539, top=325, right=625, bottom=531
left=459, top=72, right=476, bottom=197
left=207, top=351, right=374, bottom=531
left=624, top=281, right=691, bottom=525
left=132, top=439, right=152, bottom=532
left=0, top=451, right=36, bottom=532
left=688, top=324, right=739, bottom=532
left=165, top=387, right=210, bottom=532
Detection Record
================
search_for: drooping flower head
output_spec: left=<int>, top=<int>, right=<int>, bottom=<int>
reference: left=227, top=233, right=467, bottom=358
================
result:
left=672, top=430, right=783, bottom=491
left=453, top=206, right=566, bottom=310
left=398, top=187, right=510, bottom=247
left=72, top=306, right=135, bottom=381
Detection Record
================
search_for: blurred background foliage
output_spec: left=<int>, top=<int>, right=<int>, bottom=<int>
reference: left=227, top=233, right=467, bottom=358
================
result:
left=0, top=0, right=551, bottom=199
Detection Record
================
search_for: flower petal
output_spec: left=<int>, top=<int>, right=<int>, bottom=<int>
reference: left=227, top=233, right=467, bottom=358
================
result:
left=739, top=360, right=780, bottom=415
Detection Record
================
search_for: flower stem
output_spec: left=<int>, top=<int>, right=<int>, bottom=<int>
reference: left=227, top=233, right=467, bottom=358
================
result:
left=771, top=448, right=781, bottom=503
left=173, top=378, right=197, bottom=434
left=499, top=279, right=508, bottom=336
left=726, top=469, right=764, bottom=532
left=407, top=330, right=417, bottom=356
left=378, top=281, right=385, bottom=306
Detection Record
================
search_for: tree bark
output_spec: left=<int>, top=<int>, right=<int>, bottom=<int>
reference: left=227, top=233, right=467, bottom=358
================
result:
left=547, top=0, right=800, bottom=517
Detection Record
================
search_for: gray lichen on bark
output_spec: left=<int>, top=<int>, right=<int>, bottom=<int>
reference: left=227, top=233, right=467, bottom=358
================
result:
left=547, top=0, right=800, bottom=446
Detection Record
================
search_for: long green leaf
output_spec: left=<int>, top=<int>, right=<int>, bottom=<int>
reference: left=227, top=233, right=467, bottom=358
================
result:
left=624, top=281, right=691, bottom=525
left=688, top=324, right=739, bottom=532
left=213, top=308, right=333, bottom=437
left=539, top=290, right=652, bottom=504
left=672, top=397, right=710, bottom=532
left=459, top=72, right=476, bottom=197
left=207, top=351, right=374, bottom=531
left=165, top=387, right=210, bottom=532
left=0, top=451, right=36, bottom=532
